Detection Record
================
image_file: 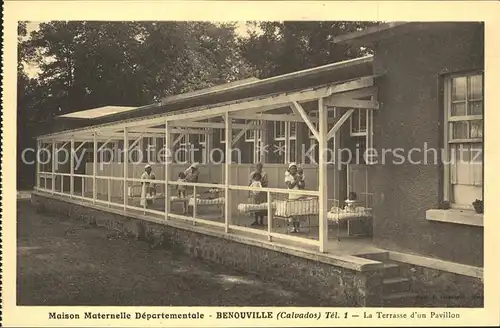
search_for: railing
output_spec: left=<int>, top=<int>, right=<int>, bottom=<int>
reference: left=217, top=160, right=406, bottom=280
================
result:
left=35, top=172, right=326, bottom=250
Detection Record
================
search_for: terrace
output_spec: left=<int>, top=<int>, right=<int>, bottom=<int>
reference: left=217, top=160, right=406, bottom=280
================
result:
left=34, top=56, right=380, bottom=261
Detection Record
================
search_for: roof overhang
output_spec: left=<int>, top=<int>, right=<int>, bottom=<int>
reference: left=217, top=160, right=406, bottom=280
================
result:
left=38, top=74, right=378, bottom=142
left=57, top=106, right=139, bottom=120
left=332, top=22, right=467, bottom=47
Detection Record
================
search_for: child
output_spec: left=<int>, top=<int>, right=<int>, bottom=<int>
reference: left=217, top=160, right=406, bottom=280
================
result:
left=140, top=164, right=156, bottom=207
left=249, top=172, right=266, bottom=226
left=297, top=167, right=305, bottom=189
left=208, top=182, right=220, bottom=199
left=177, top=172, right=187, bottom=198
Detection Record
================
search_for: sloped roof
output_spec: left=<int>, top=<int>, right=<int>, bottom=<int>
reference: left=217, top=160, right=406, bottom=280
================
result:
left=58, top=106, right=138, bottom=119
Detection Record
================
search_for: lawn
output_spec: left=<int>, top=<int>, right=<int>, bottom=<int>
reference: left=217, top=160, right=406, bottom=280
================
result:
left=17, top=197, right=320, bottom=306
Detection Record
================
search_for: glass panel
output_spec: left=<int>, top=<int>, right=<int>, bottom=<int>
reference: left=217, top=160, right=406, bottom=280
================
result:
left=290, top=122, right=297, bottom=138
left=351, top=110, right=360, bottom=133
left=468, top=75, right=483, bottom=100
left=275, top=140, right=285, bottom=163
left=176, top=144, right=189, bottom=163
left=452, top=121, right=469, bottom=139
left=451, top=102, right=466, bottom=116
left=359, top=110, right=367, bottom=132
left=470, top=120, right=483, bottom=138
left=246, top=121, right=255, bottom=140
left=274, top=121, right=281, bottom=138
left=469, top=100, right=483, bottom=116
left=309, top=111, right=318, bottom=136
left=471, top=145, right=483, bottom=164
left=455, top=144, right=470, bottom=163
left=452, top=76, right=466, bottom=101
left=289, top=140, right=296, bottom=163
left=219, top=129, right=225, bottom=142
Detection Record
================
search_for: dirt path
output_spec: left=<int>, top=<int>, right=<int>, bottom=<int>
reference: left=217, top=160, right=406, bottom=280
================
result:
left=17, top=198, right=321, bottom=306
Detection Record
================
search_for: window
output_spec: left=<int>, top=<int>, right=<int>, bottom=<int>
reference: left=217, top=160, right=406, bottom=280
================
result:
left=444, top=72, right=483, bottom=209
left=307, top=110, right=336, bottom=164
left=176, top=133, right=208, bottom=163
left=274, top=121, right=286, bottom=139
left=245, top=120, right=257, bottom=141
left=350, top=110, right=368, bottom=136
left=273, top=121, right=297, bottom=163
left=219, top=128, right=225, bottom=144
left=141, top=137, right=156, bottom=163
left=176, top=134, right=189, bottom=163
left=309, top=109, right=336, bottom=137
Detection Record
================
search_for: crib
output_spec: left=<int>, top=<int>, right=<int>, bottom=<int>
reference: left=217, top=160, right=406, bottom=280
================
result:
left=181, top=187, right=225, bottom=217
left=273, top=197, right=319, bottom=233
left=327, top=202, right=372, bottom=241
left=127, top=184, right=165, bottom=207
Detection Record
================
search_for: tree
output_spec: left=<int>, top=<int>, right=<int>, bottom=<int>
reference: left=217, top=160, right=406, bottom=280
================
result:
left=22, top=21, right=256, bottom=113
left=17, top=21, right=255, bottom=188
left=238, top=21, right=377, bottom=78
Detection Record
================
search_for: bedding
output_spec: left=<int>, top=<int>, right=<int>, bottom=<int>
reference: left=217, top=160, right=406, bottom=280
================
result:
left=327, top=208, right=372, bottom=222
left=169, top=194, right=199, bottom=202
left=188, top=197, right=225, bottom=206
left=237, top=202, right=275, bottom=213
left=274, top=197, right=319, bottom=217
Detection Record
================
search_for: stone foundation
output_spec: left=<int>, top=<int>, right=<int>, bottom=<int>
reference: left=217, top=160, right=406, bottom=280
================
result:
left=402, top=264, right=483, bottom=307
left=31, top=193, right=384, bottom=307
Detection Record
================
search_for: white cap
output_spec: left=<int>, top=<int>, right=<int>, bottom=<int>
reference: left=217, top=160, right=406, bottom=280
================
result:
left=145, top=164, right=152, bottom=169
left=288, top=162, right=297, bottom=170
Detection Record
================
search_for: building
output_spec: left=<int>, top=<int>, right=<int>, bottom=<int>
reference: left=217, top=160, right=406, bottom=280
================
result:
left=30, top=21, right=483, bottom=307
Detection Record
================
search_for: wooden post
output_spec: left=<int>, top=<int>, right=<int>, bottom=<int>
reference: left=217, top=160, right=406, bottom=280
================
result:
left=205, top=130, right=211, bottom=164
left=124, top=127, right=129, bottom=211
left=261, top=122, right=269, bottom=164
left=318, top=97, right=329, bottom=253
left=70, top=139, right=74, bottom=198
left=224, top=112, right=232, bottom=233
left=93, top=133, right=97, bottom=204
left=193, top=186, right=197, bottom=225
left=164, top=121, right=170, bottom=220
left=51, top=140, right=55, bottom=194
left=36, top=140, right=41, bottom=189
left=284, top=121, right=290, bottom=163
left=267, top=191, right=273, bottom=242
left=333, top=117, right=341, bottom=202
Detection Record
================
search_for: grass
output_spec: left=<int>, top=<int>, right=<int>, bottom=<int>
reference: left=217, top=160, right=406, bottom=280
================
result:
left=17, top=197, right=322, bottom=306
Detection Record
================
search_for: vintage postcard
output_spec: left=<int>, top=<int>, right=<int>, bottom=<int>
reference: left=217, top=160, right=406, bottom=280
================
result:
left=2, top=0, right=500, bottom=327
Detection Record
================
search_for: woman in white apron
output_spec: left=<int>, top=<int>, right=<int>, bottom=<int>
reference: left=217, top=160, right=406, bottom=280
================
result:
left=284, top=163, right=305, bottom=232
left=140, top=164, right=156, bottom=207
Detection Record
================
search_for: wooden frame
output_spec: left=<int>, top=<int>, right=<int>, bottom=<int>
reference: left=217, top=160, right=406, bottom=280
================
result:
left=443, top=71, right=484, bottom=207
left=35, top=74, right=378, bottom=254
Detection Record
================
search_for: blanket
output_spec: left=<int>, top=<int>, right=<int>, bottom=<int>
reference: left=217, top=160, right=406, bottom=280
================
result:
left=274, top=197, right=319, bottom=217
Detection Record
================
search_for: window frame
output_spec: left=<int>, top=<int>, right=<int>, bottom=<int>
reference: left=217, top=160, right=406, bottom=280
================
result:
left=273, top=121, right=297, bottom=163
left=350, top=109, right=368, bottom=137
left=307, top=109, right=337, bottom=164
left=443, top=70, right=484, bottom=208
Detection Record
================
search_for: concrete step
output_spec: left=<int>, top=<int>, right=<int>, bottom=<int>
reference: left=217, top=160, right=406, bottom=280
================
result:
left=383, top=292, right=418, bottom=307
left=383, top=277, right=411, bottom=294
left=382, top=262, right=401, bottom=278
left=355, top=251, right=389, bottom=262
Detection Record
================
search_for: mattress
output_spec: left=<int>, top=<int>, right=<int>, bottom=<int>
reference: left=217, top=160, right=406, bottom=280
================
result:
left=169, top=194, right=199, bottom=202
left=274, top=197, right=319, bottom=217
left=188, top=197, right=225, bottom=206
left=237, top=202, right=275, bottom=213
left=327, top=208, right=372, bottom=222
